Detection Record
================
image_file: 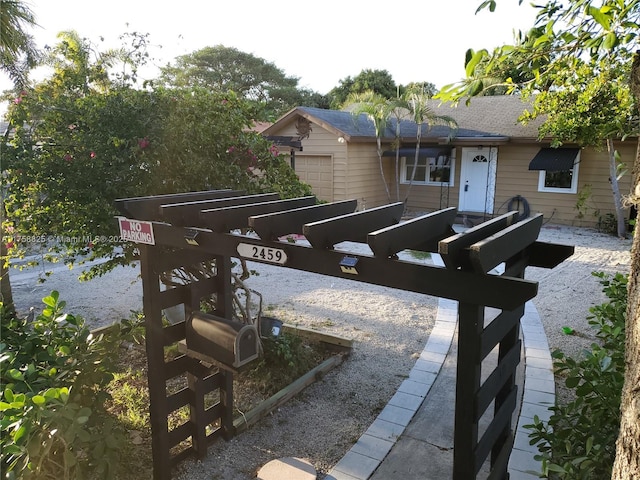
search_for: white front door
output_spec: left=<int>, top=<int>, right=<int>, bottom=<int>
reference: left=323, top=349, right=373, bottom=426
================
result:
left=458, top=147, right=497, bottom=213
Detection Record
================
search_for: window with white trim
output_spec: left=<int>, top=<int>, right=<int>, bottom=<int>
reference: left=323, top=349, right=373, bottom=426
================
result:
left=537, top=151, right=580, bottom=194
left=400, top=154, right=454, bottom=186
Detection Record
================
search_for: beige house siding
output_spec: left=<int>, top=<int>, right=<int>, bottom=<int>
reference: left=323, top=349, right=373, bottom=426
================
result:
left=493, top=143, right=633, bottom=227
left=346, top=143, right=391, bottom=209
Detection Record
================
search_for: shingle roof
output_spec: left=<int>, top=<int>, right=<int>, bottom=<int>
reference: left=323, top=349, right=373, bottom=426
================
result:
left=296, top=106, right=506, bottom=142
left=265, top=96, right=544, bottom=143
left=425, top=95, right=543, bottom=139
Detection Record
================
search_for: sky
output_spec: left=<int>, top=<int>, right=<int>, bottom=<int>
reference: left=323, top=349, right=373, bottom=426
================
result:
left=1, top=0, right=540, bottom=104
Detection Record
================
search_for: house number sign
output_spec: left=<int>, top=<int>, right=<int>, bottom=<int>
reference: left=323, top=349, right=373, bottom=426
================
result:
left=236, top=243, right=287, bottom=265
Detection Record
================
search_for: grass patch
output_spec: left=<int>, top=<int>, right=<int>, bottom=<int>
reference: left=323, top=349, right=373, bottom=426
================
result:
left=105, top=328, right=332, bottom=475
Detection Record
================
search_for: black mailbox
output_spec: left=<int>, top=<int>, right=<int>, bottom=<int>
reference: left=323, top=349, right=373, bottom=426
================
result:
left=185, top=312, right=260, bottom=370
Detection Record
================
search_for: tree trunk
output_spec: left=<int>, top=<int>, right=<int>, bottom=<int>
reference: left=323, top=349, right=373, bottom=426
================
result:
left=606, top=138, right=627, bottom=238
left=0, top=222, right=16, bottom=320
left=376, top=136, right=391, bottom=203
left=611, top=50, right=640, bottom=480
left=404, top=125, right=423, bottom=203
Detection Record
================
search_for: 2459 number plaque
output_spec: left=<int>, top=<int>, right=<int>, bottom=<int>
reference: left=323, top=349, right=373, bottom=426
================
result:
left=236, top=243, right=287, bottom=265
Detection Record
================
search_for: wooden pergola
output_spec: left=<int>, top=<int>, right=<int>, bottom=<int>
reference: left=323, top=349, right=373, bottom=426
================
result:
left=114, top=189, right=573, bottom=480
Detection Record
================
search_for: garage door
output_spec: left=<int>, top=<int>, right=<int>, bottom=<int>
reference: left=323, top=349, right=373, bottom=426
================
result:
left=294, top=155, right=333, bottom=202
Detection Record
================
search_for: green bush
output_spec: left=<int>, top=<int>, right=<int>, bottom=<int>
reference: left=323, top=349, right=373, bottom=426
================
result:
left=525, top=272, right=627, bottom=479
left=0, top=292, right=125, bottom=479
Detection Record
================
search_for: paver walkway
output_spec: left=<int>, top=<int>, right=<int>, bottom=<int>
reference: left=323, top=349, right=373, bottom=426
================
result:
left=325, top=258, right=556, bottom=480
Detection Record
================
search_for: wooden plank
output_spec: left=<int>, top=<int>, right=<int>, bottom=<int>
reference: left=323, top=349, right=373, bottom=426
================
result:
left=439, top=211, right=518, bottom=270
left=162, top=321, right=186, bottom=346
left=203, top=402, right=223, bottom=425
left=303, top=202, right=405, bottom=249
left=167, top=421, right=192, bottom=448
left=139, top=245, right=173, bottom=480
left=469, top=214, right=543, bottom=274
left=166, top=387, right=190, bottom=413
left=454, top=302, right=484, bottom=480
left=367, top=207, right=457, bottom=257
left=164, top=354, right=193, bottom=380
left=487, top=433, right=514, bottom=480
left=199, top=197, right=317, bottom=231
left=528, top=241, right=575, bottom=268
left=153, top=249, right=216, bottom=274
left=114, top=189, right=244, bottom=220
left=160, top=193, right=280, bottom=227
left=159, top=285, right=188, bottom=310
left=233, top=355, right=345, bottom=434
left=474, top=387, right=517, bottom=475
left=249, top=199, right=358, bottom=240
left=480, top=306, right=524, bottom=359
left=281, top=323, right=354, bottom=351
left=146, top=223, right=539, bottom=310
left=475, top=340, right=521, bottom=418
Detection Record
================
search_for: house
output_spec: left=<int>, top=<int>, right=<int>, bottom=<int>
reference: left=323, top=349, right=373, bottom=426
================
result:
left=263, top=96, right=636, bottom=230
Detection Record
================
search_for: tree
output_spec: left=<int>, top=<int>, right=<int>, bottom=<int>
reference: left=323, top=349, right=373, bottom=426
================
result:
left=403, top=89, right=457, bottom=203
left=401, top=81, right=437, bottom=98
left=346, top=90, right=393, bottom=202
left=521, top=59, right=635, bottom=238
left=0, top=0, right=40, bottom=318
left=1, top=32, right=312, bottom=313
left=439, top=1, right=640, bottom=477
left=0, top=0, right=40, bottom=89
left=329, top=69, right=398, bottom=109
left=158, top=45, right=325, bottom=120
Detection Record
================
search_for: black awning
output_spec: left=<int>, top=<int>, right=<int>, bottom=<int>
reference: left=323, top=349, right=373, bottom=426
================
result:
left=382, top=146, right=452, bottom=158
left=528, top=148, right=580, bottom=171
left=264, top=135, right=303, bottom=150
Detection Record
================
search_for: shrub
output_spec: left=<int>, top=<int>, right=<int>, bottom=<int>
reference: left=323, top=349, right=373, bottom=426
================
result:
left=525, top=272, right=626, bottom=479
left=0, top=292, right=126, bottom=479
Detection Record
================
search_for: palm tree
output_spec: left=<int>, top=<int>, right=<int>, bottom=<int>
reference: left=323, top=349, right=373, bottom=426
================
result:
left=346, top=90, right=393, bottom=203
left=386, top=95, right=410, bottom=202
left=0, top=0, right=40, bottom=89
left=404, top=89, right=457, bottom=203
left=1, top=0, right=39, bottom=318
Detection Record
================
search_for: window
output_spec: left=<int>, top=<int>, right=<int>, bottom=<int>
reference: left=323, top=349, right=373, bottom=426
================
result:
left=537, top=152, right=580, bottom=194
left=401, top=154, right=454, bottom=185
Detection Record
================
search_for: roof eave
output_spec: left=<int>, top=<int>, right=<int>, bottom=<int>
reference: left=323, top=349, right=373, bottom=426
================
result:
left=446, top=136, right=511, bottom=145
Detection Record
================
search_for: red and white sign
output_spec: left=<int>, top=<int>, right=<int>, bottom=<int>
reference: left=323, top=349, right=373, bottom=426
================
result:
left=118, top=218, right=155, bottom=245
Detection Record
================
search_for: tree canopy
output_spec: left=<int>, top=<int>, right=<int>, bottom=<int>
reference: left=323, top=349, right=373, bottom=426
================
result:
left=1, top=32, right=312, bottom=286
left=438, top=1, right=640, bottom=477
left=0, top=0, right=41, bottom=88
left=158, top=45, right=328, bottom=119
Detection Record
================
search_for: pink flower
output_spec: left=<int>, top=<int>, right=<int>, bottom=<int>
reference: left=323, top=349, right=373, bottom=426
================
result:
left=90, top=151, right=96, bottom=158
left=138, top=137, right=150, bottom=149
left=64, top=154, right=73, bottom=162
left=269, top=145, right=279, bottom=156
left=6, top=241, right=15, bottom=249
left=226, top=146, right=236, bottom=154
left=13, top=97, right=22, bottom=105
